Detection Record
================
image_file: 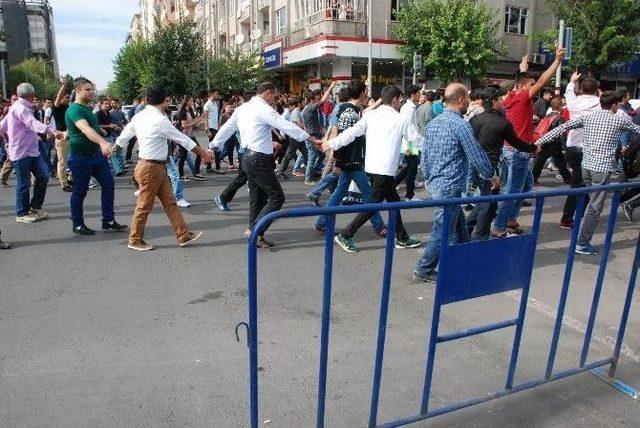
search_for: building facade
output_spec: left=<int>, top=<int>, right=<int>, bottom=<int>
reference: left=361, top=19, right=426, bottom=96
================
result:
left=129, top=0, right=198, bottom=41
left=192, top=0, right=556, bottom=94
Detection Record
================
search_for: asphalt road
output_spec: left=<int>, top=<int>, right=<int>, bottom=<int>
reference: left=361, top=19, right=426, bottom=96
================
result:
left=0, top=153, right=639, bottom=428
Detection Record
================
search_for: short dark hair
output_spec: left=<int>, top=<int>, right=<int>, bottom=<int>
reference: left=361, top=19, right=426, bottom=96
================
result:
left=337, top=87, right=350, bottom=103
left=405, top=85, right=421, bottom=97
left=470, top=89, right=484, bottom=102
left=349, top=79, right=366, bottom=99
left=243, top=90, right=256, bottom=102
left=74, top=77, right=94, bottom=89
left=424, top=91, right=436, bottom=102
left=516, top=72, right=535, bottom=86
left=600, top=91, right=622, bottom=110
left=542, top=89, right=554, bottom=97
left=580, top=78, right=599, bottom=95
left=380, top=85, right=402, bottom=105
left=145, top=85, right=167, bottom=105
left=256, top=82, right=277, bottom=95
left=288, top=96, right=301, bottom=108
left=550, top=96, right=564, bottom=111
left=209, top=89, right=219, bottom=96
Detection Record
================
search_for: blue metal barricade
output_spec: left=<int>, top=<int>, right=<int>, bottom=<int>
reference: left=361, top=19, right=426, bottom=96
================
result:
left=241, top=183, right=640, bottom=428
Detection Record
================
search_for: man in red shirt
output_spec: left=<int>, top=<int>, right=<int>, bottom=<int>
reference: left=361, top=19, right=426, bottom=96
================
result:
left=492, top=46, right=566, bottom=237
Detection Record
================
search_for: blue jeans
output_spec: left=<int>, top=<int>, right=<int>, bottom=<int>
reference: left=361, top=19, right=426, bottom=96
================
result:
left=68, top=152, right=115, bottom=227
left=316, top=169, right=385, bottom=231
left=494, top=149, right=531, bottom=231
left=294, top=153, right=305, bottom=171
left=305, top=141, right=325, bottom=180
left=13, top=155, right=49, bottom=216
left=166, top=155, right=184, bottom=201
left=38, top=140, right=53, bottom=175
left=105, top=136, right=124, bottom=174
left=415, top=197, right=469, bottom=276
left=309, top=171, right=339, bottom=199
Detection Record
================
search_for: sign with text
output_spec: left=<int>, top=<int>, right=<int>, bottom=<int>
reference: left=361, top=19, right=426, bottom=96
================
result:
left=263, top=41, right=282, bottom=70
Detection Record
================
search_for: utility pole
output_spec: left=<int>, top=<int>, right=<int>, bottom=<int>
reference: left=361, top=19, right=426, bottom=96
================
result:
left=556, top=19, right=565, bottom=96
left=367, top=0, right=372, bottom=98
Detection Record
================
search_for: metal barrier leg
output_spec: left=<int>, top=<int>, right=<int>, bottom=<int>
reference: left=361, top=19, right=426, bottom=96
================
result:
left=419, top=207, right=453, bottom=416
left=589, top=231, right=640, bottom=401
left=545, top=195, right=587, bottom=379
left=580, top=191, right=621, bottom=367
left=506, top=197, right=545, bottom=389
left=368, top=210, right=398, bottom=428
left=247, top=235, right=260, bottom=428
left=316, top=215, right=337, bottom=428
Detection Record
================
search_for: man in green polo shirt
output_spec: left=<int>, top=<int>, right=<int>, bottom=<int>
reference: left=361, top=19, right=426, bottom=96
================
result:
left=65, top=77, right=127, bottom=235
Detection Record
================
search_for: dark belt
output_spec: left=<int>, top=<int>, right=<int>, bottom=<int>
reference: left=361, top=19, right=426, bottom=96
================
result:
left=139, top=158, right=166, bottom=165
left=244, top=149, right=272, bottom=158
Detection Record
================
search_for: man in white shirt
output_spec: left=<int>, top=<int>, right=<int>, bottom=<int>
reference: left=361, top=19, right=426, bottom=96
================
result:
left=560, top=72, right=602, bottom=229
left=115, top=85, right=214, bottom=251
left=210, top=82, right=320, bottom=247
left=395, top=85, right=422, bottom=202
left=321, top=85, right=424, bottom=253
left=203, top=89, right=223, bottom=173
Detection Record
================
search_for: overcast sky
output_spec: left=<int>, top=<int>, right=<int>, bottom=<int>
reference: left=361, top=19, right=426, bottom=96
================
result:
left=49, top=0, right=139, bottom=89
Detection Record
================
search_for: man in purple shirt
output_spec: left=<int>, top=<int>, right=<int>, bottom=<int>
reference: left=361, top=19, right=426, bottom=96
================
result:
left=0, top=83, right=61, bottom=223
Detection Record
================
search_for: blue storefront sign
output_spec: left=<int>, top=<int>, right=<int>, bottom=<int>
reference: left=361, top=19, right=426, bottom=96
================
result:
left=263, top=43, right=281, bottom=70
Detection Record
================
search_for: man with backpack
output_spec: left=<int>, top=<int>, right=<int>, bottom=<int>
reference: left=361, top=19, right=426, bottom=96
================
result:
left=532, top=96, right=571, bottom=184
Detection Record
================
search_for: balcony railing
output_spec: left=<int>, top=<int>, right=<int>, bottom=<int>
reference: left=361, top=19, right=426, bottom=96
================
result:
left=292, top=7, right=366, bottom=32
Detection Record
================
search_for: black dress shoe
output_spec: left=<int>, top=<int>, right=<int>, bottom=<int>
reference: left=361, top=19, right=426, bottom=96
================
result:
left=73, top=224, right=96, bottom=235
left=102, top=220, right=128, bottom=232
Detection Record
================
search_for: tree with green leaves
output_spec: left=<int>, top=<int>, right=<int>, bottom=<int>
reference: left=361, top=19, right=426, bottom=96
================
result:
left=544, top=0, right=640, bottom=74
left=7, top=58, right=59, bottom=99
left=206, top=49, right=272, bottom=94
left=394, top=0, right=504, bottom=84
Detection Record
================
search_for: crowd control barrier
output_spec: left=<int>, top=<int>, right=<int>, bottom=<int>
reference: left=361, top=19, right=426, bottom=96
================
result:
left=239, top=182, right=640, bottom=427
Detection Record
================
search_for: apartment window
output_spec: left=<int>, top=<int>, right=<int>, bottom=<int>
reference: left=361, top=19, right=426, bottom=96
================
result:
left=275, top=7, right=286, bottom=35
left=504, top=5, right=528, bottom=35
left=391, top=0, right=407, bottom=20
left=229, top=0, right=236, bottom=16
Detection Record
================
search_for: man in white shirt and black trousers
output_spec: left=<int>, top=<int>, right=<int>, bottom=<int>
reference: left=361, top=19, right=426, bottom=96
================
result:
left=321, top=85, right=424, bottom=253
left=209, top=82, right=320, bottom=248
left=114, top=85, right=214, bottom=251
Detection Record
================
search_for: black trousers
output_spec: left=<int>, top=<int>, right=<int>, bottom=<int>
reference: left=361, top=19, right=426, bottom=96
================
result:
left=532, top=142, right=571, bottom=182
left=243, top=150, right=285, bottom=236
left=277, top=138, right=308, bottom=173
left=394, top=153, right=419, bottom=199
left=562, top=147, right=589, bottom=223
left=220, top=154, right=247, bottom=204
left=621, top=187, right=640, bottom=206
left=126, top=137, right=137, bottom=161
left=207, top=128, right=222, bottom=170
left=343, top=174, right=409, bottom=240
left=467, top=179, right=499, bottom=240
left=178, top=136, right=201, bottom=176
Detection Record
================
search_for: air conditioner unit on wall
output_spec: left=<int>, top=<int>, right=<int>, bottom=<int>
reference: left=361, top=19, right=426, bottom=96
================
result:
left=530, top=53, right=546, bottom=65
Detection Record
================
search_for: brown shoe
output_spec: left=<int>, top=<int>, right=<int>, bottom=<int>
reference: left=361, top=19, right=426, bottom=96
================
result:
left=179, top=230, right=203, bottom=247
left=257, top=236, right=275, bottom=248
left=128, top=240, right=154, bottom=251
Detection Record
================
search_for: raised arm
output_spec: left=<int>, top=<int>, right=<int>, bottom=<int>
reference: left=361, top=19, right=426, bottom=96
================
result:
left=320, top=81, right=337, bottom=104
left=54, top=79, right=67, bottom=108
left=565, top=72, right=580, bottom=102
left=529, top=45, right=566, bottom=98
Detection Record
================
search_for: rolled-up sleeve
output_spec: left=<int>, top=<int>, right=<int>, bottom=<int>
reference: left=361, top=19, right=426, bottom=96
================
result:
left=163, top=117, right=197, bottom=151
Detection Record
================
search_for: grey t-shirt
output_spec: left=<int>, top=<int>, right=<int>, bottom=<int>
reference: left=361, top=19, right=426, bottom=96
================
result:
left=302, top=102, right=323, bottom=137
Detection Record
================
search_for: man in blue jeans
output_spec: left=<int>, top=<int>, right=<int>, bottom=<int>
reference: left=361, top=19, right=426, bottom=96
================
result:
left=302, top=83, right=335, bottom=184
left=314, top=80, right=386, bottom=236
left=65, top=77, right=127, bottom=236
left=414, top=84, right=494, bottom=283
left=0, top=83, right=61, bottom=224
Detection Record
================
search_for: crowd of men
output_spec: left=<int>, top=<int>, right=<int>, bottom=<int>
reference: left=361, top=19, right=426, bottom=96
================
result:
left=1, top=43, right=640, bottom=283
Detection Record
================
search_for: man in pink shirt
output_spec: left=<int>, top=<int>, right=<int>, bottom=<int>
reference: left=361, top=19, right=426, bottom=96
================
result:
left=0, top=83, right=61, bottom=223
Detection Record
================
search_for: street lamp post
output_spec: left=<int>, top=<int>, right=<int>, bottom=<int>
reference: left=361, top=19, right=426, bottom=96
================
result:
left=367, top=0, right=372, bottom=98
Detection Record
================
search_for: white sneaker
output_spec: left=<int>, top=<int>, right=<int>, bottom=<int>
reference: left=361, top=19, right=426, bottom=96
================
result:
left=134, top=190, right=140, bottom=197
left=16, top=213, right=37, bottom=223
left=176, top=198, right=191, bottom=208
left=88, top=182, right=98, bottom=189
left=29, top=208, right=49, bottom=221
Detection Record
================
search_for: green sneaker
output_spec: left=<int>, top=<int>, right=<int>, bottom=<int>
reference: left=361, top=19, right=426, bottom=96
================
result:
left=334, top=234, right=359, bottom=253
left=395, top=237, right=422, bottom=249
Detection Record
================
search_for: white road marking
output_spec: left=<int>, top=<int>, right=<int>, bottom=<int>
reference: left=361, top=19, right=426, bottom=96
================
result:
left=505, top=290, right=640, bottom=363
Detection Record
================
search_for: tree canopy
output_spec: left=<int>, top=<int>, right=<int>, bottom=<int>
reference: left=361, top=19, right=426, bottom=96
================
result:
left=394, top=0, right=504, bottom=84
left=544, top=0, right=640, bottom=73
left=7, top=58, right=60, bottom=99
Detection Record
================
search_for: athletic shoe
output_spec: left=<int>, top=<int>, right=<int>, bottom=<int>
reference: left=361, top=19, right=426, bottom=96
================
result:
left=560, top=220, right=574, bottom=229
left=374, top=225, right=388, bottom=238
left=214, top=194, right=230, bottom=211
left=128, top=240, right=154, bottom=251
left=179, top=230, right=203, bottom=247
left=0, top=239, right=11, bottom=250
left=575, top=243, right=598, bottom=256
left=622, top=202, right=635, bottom=222
left=334, top=234, right=358, bottom=253
left=88, top=181, right=98, bottom=189
left=307, top=193, right=320, bottom=207
left=16, top=213, right=37, bottom=223
left=304, top=180, right=317, bottom=185
left=62, top=184, right=73, bottom=192
left=413, top=271, right=437, bottom=283
left=179, top=176, right=190, bottom=182
left=292, top=169, right=305, bottom=177
left=192, top=174, right=206, bottom=181
left=507, top=225, right=524, bottom=235
left=102, top=220, right=128, bottom=232
left=73, top=224, right=96, bottom=235
left=395, top=237, right=422, bottom=249
left=176, top=198, right=191, bottom=208
left=314, top=223, right=326, bottom=234
left=406, top=197, right=424, bottom=202
left=29, top=208, right=49, bottom=221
